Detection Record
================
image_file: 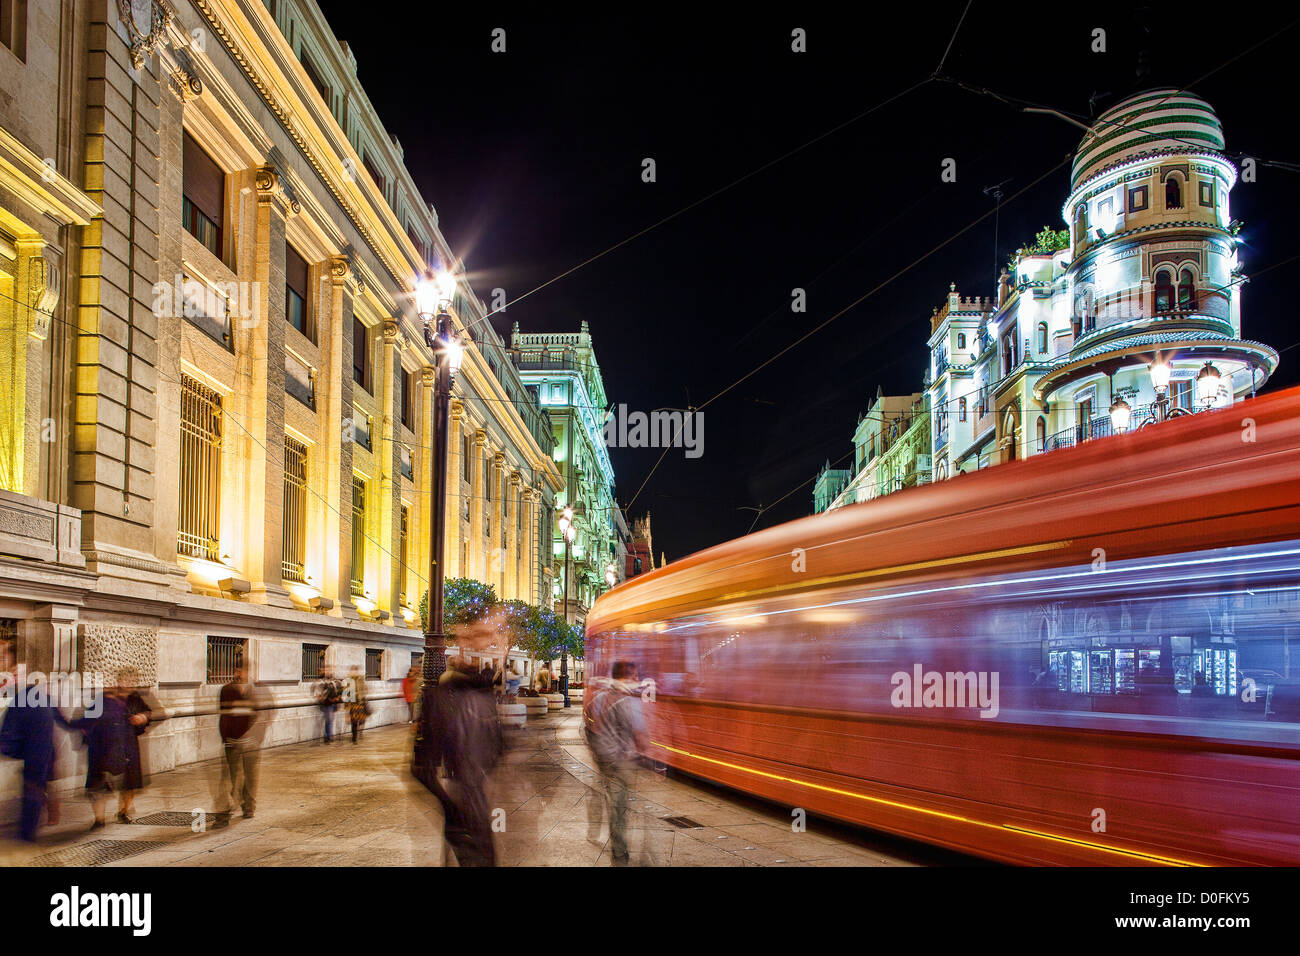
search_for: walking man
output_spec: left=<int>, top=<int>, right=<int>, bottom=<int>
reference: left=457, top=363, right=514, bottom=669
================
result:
left=588, top=661, right=648, bottom=865
left=217, top=664, right=263, bottom=822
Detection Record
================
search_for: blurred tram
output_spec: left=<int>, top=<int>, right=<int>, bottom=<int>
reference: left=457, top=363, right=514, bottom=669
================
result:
left=585, top=387, right=1300, bottom=865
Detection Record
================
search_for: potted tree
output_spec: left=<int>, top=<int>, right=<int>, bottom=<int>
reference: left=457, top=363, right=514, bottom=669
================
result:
left=516, top=606, right=566, bottom=717
left=565, top=621, right=586, bottom=704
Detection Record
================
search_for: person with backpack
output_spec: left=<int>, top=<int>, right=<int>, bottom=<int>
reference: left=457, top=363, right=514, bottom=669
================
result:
left=587, top=661, right=648, bottom=865
left=315, top=666, right=340, bottom=744
left=417, top=654, right=503, bottom=866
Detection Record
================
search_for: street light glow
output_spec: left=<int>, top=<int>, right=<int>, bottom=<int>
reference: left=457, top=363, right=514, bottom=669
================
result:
left=1109, top=395, right=1132, bottom=432
left=1149, top=360, right=1171, bottom=394
left=1196, top=361, right=1222, bottom=406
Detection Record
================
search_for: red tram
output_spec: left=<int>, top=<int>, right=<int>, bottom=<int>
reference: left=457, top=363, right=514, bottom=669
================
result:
left=585, top=387, right=1300, bottom=865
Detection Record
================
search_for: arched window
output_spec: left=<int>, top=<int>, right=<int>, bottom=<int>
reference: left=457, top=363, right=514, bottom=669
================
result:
left=957, top=333, right=966, bottom=350
left=1074, top=203, right=1088, bottom=242
left=1154, top=269, right=1175, bottom=313
left=1036, top=322, right=1048, bottom=354
left=1165, top=176, right=1183, bottom=210
left=1003, top=410, right=1018, bottom=461
left=1036, top=416, right=1046, bottom=453
left=1178, top=267, right=1196, bottom=310
left=959, top=397, right=967, bottom=422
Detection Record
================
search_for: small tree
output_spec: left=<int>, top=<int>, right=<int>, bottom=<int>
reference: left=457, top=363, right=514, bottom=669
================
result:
left=419, top=577, right=498, bottom=645
left=516, top=605, right=567, bottom=689
left=564, top=621, right=586, bottom=682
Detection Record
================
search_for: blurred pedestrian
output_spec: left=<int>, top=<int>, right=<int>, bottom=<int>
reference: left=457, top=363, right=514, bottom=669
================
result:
left=347, top=666, right=369, bottom=744
left=216, top=664, right=264, bottom=823
left=402, top=664, right=422, bottom=723
left=67, top=668, right=155, bottom=828
left=315, top=666, right=340, bottom=743
left=536, top=663, right=552, bottom=693
left=0, top=666, right=66, bottom=842
left=418, top=653, right=503, bottom=866
left=504, top=662, right=521, bottom=701
left=588, top=661, right=647, bottom=865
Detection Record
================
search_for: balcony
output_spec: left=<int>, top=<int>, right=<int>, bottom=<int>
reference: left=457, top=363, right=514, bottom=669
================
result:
left=513, top=353, right=578, bottom=372
left=1040, top=403, right=1198, bottom=452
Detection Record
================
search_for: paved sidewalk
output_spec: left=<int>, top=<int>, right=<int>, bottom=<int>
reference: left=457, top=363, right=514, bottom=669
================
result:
left=0, top=721, right=442, bottom=868
left=2, top=710, right=952, bottom=867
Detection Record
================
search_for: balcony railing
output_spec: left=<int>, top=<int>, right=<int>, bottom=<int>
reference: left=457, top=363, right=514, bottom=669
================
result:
left=1040, top=402, right=1201, bottom=452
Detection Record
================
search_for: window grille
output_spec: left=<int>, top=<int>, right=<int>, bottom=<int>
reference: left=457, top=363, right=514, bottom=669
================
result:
left=399, top=506, right=409, bottom=605
left=350, top=477, right=366, bottom=596
left=206, top=636, right=246, bottom=684
left=178, top=374, right=222, bottom=561
left=302, top=643, right=327, bottom=680
left=365, top=648, right=383, bottom=680
left=282, top=436, right=308, bottom=582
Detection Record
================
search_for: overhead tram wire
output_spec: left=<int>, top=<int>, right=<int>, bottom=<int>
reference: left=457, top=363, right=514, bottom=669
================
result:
left=448, top=77, right=935, bottom=346
left=623, top=23, right=1300, bottom=517
left=624, top=155, right=1074, bottom=513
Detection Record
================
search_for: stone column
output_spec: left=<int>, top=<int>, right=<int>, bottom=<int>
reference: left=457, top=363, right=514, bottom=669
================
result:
left=75, top=4, right=165, bottom=574
left=468, top=428, right=485, bottom=581
left=490, top=451, right=505, bottom=590
left=322, top=256, right=358, bottom=617
left=446, top=399, right=463, bottom=579
left=506, top=470, right=520, bottom=599
left=416, top=367, right=435, bottom=607
left=18, top=605, right=80, bottom=676
left=243, top=165, right=293, bottom=608
left=378, top=320, right=400, bottom=615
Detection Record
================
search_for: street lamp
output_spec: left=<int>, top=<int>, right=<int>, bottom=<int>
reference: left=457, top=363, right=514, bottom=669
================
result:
left=415, top=271, right=462, bottom=690
left=1109, top=394, right=1132, bottom=433
left=558, top=510, right=576, bottom=708
left=1196, top=361, right=1222, bottom=407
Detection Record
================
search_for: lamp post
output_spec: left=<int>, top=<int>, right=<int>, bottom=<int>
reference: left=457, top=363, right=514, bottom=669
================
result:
left=557, top=506, right=576, bottom=707
left=415, top=271, right=462, bottom=690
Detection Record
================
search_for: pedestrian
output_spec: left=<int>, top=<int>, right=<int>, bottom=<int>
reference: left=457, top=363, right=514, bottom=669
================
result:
left=347, top=666, right=369, bottom=744
left=536, top=663, right=552, bottom=693
left=402, top=664, right=422, bottom=723
left=416, top=653, right=503, bottom=866
left=504, top=662, right=521, bottom=701
left=587, top=661, right=647, bottom=866
left=216, top=664, right=264, bottom=824
left=67, top=668, right=155, bottom=828
left=0, top=659, right=66, bottom=842
left=315, top=665, right=340, bottom=743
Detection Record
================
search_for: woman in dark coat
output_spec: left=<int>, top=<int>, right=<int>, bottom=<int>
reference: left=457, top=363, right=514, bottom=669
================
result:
left=67, top=668, right=155, bottom=828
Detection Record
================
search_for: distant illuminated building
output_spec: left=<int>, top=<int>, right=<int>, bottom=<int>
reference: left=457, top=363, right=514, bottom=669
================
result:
left=928, top=89, right=1278, bottom=478
left=510, top=321, right=618, bottom=625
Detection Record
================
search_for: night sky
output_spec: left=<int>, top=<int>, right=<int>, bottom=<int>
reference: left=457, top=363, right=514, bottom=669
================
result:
left=318, top=1, right=1300, bottom=562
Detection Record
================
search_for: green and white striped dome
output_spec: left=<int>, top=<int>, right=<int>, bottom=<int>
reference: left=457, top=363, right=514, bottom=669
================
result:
left=1071, top=89, right=1225, bottom=191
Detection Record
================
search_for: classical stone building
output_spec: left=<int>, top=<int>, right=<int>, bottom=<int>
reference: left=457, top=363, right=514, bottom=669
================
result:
left=812, top=391, right=931, bottom=514
left=0, top=0, right=561, bottom=805
left=509, top=321, right=618, bottom=626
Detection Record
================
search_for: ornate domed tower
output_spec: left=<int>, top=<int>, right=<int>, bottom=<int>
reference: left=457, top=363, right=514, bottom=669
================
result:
left=1033, top=89, right=1278, bottom=434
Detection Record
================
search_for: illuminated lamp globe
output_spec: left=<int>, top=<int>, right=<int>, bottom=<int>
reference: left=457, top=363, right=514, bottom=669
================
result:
left=1196, top=361, right=1222, bottom=406
left=415, top=277, right=440, bottom=320
left=443, top=334, right=464, bottom=376
left=1109, top=395, right=1132, bottom=432
left=1149, top=360, right=1171, bottom=395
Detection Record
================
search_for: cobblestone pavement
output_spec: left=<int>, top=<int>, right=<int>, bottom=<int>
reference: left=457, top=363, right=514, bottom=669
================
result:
left=0, top=710, right=971, bottom=867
